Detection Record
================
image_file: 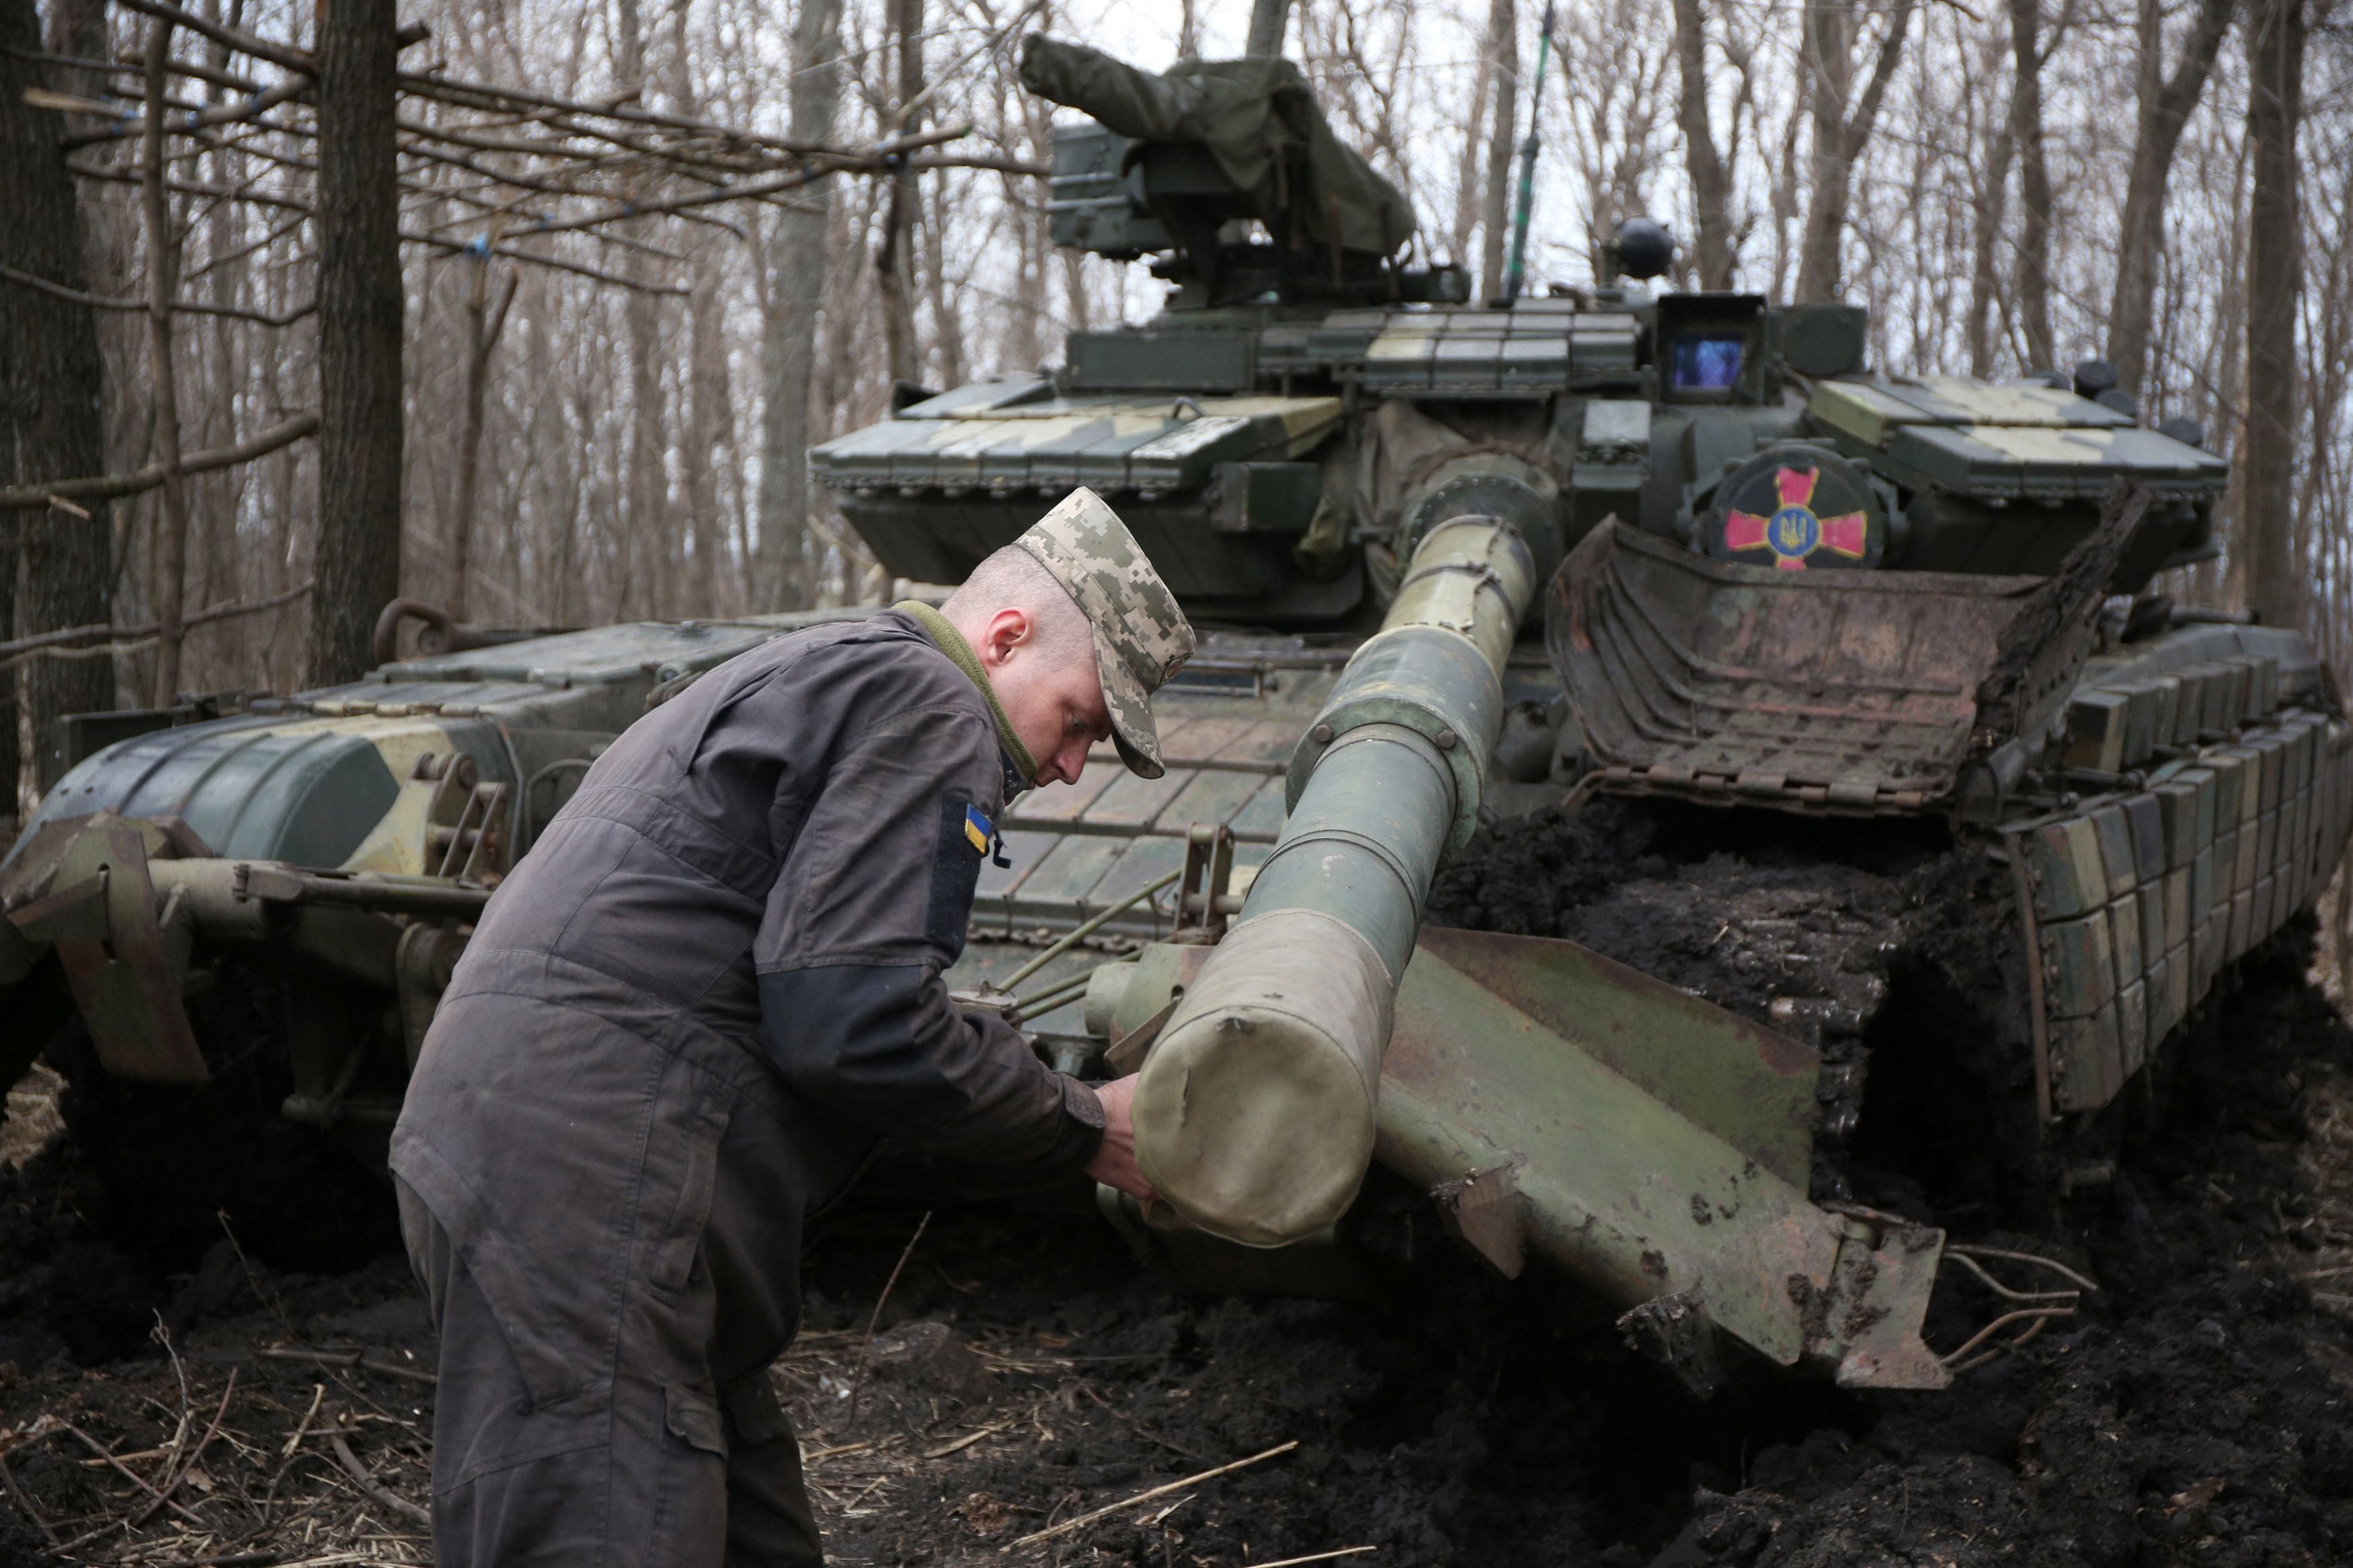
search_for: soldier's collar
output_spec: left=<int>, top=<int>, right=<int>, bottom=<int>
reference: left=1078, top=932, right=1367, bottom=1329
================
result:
left=897, top=600, right=1040, bottom=790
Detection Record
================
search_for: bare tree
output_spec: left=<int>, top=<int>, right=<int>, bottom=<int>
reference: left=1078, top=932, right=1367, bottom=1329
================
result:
left=1480, top=0, right=1519, bottom=302
left=2005, top=0, right=2061, bottom=370
left=448, top=254, right=518, bottom=625
left=309, top=0, right=407, bottom=686
left=758, top=0, right=844, bottom=611
left=1, top=0, right=112, bottom=807
left=1247, top=0, right=1292, bottom=57
left=1963, top=23, right=2017, bottom=375
left=1449, top=0, right=1500, bottom=267
left=1794, top=0, right=1917, bottom=300
left=877, top=0, right=925, bottom=388
left=141, top=20, right=192, bottom=704
left=2241, top=0, right=2307, bottom=629
left=2108, top=0, right=2237, bottom=393
left=1669, top=0, right=1737, bottom=288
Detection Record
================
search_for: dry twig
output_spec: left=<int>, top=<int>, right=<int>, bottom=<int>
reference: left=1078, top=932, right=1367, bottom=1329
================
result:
left=846, top=1210, right=932, bottom=1423
left=325, top=1426, right=431, bottom=1527
left=1002, top=1440, right=1302, bottom=1551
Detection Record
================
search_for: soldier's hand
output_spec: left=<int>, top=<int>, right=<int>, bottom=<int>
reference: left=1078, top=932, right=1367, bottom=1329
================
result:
left=1083, top=1074, right=1156, bottom=1202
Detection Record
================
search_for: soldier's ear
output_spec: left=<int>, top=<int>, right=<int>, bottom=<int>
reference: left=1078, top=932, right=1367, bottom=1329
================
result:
left=977, top=605, right=1035, bottom=668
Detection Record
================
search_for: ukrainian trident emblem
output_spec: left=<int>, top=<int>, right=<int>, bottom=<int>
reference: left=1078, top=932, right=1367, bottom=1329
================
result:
left=1718, top=465, right=1871, bottom=571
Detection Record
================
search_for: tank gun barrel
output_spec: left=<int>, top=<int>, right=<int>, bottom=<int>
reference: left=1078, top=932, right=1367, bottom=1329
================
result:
left=1131, top=515, right=1536, bottom=1245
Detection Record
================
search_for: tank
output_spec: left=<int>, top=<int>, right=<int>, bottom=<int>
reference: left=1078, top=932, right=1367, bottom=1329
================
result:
left=3, top=35, right=2344, bottom=1393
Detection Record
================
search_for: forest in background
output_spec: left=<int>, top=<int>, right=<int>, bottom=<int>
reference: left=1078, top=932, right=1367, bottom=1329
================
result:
left=0, top=0, right=2344, bottom=821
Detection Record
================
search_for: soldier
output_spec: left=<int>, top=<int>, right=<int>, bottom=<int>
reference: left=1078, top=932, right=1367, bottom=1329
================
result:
left=389, top=487, right=1195, bottom=1566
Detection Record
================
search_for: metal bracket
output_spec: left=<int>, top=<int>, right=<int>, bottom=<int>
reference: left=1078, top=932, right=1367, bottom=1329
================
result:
left=40, top=820, right=208, bottom=1085
left=1173, top=823, right=1238, bottom=942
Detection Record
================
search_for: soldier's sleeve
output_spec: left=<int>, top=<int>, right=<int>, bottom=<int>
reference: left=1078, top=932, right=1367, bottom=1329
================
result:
left=750, top=693, right=1105, bottom=1170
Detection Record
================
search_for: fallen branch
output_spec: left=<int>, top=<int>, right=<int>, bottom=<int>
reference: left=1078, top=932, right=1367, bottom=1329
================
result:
left=1002, top=1441, right=1302, bottom=1551
left=257, top=1345, right=439, bottom=1386
left=0, top=260, right=315, bottom=325
left=326, top=1426, right=432, bottom=1526
left=1236, top=1551, right=1378, bottom=1568
left=132, top=1368, right=237, bottom=1527
left=0, top=1442, right=58, bottom=1549
left=0, top=581, right=313, bottom=666
left=0, top=412, right=317, bottom=509
left=846, top=1210, right=932, bottom=1423
left=56, top=1421, right=206, bottom=1526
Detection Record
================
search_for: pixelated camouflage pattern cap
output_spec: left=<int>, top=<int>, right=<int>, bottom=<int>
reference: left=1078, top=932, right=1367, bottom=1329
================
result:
left=1014, top=487, right=1196, bottom=779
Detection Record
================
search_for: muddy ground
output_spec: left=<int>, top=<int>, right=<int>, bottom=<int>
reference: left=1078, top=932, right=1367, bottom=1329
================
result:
left=6, top=804, right=2353, bottom=1565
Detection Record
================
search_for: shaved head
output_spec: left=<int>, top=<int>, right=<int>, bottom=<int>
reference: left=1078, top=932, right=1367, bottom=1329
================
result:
left=942, top=544, right=1112, bottom=788
left=944, top=546, right=1093, bottom=667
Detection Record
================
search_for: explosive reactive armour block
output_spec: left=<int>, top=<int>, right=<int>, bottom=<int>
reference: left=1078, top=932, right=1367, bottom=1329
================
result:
left=2160, top=944, right=2191, bottom=1043
left=2040, top=909, right=2118, bottom=1018
left=2193, top=915, right=2219, bottom=995
left=2229, top=889, right=2254, bottom=957
left=2124, top=794, right=2166, bottom=884
left=2067, top=691, right=2131, bottom=773
left=2154, top=778, right=2201, bottom=871
left=2122, top=686, right=2161, bottom=766
left=2052, top=1005, right=2123, bottom=1112
left=2258, top=737, right=2286, bottom=814
left=2149, top=677, right=2182, bottom=753
left=2091, top=803, right=2139, bottom=897
left=2116, top=978, right=2149, bottom=1076
left=2019, top=817, right=2103, bottom=921
left=2137, top=882, right=2166, bottom=968
left=2208, top=751, right=2243, bottom=825
left=2110, top=891, right=2144, bottom=984
left=2178, top=666, right=2221, bottom=735
left=2162, top=868, right=2191, bottom=954
left=2191, top=845, right=2215, bottom=930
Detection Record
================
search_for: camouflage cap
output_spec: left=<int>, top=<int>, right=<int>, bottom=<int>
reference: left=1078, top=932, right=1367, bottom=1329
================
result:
left=1014, top=487, right=1195, bottom=779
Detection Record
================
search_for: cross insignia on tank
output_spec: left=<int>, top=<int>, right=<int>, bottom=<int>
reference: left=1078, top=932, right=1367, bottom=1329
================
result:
left=1721, top=466, right=1869, bottom=570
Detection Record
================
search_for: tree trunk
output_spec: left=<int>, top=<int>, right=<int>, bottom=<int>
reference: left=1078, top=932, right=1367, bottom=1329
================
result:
left=307, top=0, right=405, bottom=687
left=1480, top=0, right=1519, bottom=303
left=685, top=247, right=731, bottom=617
left=2108, top=0, right=2236, bottom=393
left=1794, top=0, right=1915, bottom=302
left=1, top=0, right=113, bottom=809
left=2241, top=0, right=2305, bottom=630
left=1449, top=9, right=1496, bottom=267
left=1966, top=30, right=2018, bottom=376
left=449, top=259, right=515, bottom=626
left=755, top=0, right=842, bottom=611
left=2007, top=0, right=2055, bottom=370
left=142, top=20, right=192, bottom=706
left=1670, top=0, right=1737, bottom=289
left=876, top=0, right=924, bottom=389
left=1246, top=0, right=1291, bottom=56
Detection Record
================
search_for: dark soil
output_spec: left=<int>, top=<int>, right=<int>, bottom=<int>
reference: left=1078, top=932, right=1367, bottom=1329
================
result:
left=3, top=802, right=2352, bottom=1565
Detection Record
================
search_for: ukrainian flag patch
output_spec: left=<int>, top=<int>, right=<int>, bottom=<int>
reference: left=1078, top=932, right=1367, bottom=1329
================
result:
left=963, top=804, right=992, bottom=854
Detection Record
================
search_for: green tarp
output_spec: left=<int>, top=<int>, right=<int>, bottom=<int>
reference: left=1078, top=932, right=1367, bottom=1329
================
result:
left=1019, top=35, right=1414, bottom=259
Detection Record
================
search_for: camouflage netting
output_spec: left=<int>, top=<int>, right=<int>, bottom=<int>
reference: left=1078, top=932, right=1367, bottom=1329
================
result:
left=1018, top=34, right=1415, bottom=259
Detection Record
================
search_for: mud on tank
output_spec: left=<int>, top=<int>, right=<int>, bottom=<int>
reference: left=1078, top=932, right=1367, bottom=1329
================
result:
left=3, top=34, right=2344, bottom=1395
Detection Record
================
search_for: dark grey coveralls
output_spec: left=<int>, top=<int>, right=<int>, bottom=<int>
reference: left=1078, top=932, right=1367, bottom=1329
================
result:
left=389, top=609, right=1106, bottom=1566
